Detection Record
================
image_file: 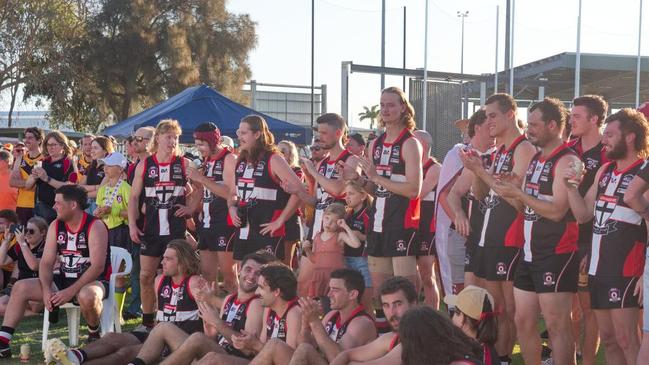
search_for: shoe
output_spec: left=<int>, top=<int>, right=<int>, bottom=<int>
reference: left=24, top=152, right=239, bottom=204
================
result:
left=46, top=338, right=78, bottom=365
left=131, top=324, right=152, bottom=333
left=0, top=346, right=10, bottom=359
left=541, top=358, right=554, bottom=365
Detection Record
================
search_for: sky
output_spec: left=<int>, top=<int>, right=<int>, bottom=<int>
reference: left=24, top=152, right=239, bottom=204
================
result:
left=2, top=0, right=648, bottom=128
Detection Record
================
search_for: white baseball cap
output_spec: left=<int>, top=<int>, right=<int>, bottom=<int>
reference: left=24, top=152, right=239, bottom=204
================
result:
left=101, top=152, right=128, bottom=169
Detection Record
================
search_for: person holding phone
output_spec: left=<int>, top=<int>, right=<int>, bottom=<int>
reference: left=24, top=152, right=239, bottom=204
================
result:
left=0, top=217, right=48, bottom=316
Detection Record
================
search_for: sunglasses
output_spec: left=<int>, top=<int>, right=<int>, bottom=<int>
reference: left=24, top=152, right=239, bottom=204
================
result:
left=25, top=229, right=36, bottom=235
left=14, top=149, right=24, bottom=153
left=310, top=146, right=321, bottom=151
left=133, top=136, right=150, bottom=143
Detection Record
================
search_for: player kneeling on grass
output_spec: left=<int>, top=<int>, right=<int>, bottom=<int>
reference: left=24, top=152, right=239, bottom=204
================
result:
left=47, top=239, right=203, bottom=365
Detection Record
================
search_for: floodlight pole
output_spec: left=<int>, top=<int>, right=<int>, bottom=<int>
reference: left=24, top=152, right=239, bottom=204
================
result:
left=636, top=0, right=643, bottom=107
left=495, top=5, right=499, bottom=93
left=509, top=0, right=515, bottom=95
left=575, top=0, right=582, bottom=98
left=423, top=0, right=429, bottom=131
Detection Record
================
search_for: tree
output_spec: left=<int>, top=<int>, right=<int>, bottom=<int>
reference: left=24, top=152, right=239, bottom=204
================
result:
left=0, top=0, right=83, bottom=127
left=24, top=0, right=257, bottom=133
left=358, top=104, right=380, bottom=130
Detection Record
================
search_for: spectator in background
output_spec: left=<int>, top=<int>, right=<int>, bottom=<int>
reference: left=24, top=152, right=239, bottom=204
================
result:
left=10, top=143, right=24, bottom=168
left=124, top=136, right=137, bottom=163
left=221, top=135, right=235, bottom=150
left=0, top=216, right=48, bottom=316
left=398, top=306, right=484, bottom=365
left=26, top=131, right=77, bottom=223
left=77, top=134, right=94, bottom=176
left=0, top=210, right=18, bottom=290
left=79, top=136, right=113, bottom=214
left=346, top=133, right=365, bottom=157
left=278, top=140, right=304, bottom=268
left=10, top=128, right=44, bottom=226
left=95, top=152, right=131, bottom=317
left=1, top=144, right=12, bottom=154
left=309, top=138, right=326, bottom=163
left=0, top=152, right=17, bottom=211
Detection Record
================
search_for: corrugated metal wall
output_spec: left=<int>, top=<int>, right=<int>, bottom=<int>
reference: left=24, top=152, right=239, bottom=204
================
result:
left=409, top=80, right=463, bottom=160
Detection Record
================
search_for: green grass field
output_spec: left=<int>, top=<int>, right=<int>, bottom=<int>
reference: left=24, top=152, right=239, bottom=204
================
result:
left=1, top=291, right=608, bottom=364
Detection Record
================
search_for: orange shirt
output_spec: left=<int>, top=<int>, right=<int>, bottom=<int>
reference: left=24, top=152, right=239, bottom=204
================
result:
left=0, top=169, right=17, bottom=211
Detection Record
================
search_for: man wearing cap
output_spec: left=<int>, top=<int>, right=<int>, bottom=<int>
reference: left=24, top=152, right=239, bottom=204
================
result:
left=435, top=118, right=473, bottom=300
left=445, top=285, right=499, bottom=365
left=94, top=152, right=131, bottom=317
left=10, top=128, right=44, bottom=225
left=10, top=143, right=24, bottom=169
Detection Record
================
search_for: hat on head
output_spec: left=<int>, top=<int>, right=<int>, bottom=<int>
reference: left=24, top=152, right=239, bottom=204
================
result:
left=100, top=152, right=128, bottom=169
left=2, top=143, right=12, bottom=152
left=444, top=285, right=495, bottom=321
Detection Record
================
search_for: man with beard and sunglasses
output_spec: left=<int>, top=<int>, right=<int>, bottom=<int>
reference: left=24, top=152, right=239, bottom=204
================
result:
left=124, top=253, right=270, bottom=365
left=494, top=97, right=581, bottom=365
left=330, top=276, right=417, bottom=365
left=566, top=108, right=649, bottom=365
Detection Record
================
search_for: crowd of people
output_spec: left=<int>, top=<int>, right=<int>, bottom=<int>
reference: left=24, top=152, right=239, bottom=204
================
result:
left=0, top=87, right=646, bottom=365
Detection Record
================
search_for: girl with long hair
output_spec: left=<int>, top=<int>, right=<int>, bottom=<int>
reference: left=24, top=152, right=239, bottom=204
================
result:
left=278, top=140, right=304, bottom=268
left=80, top=136, right=114, bottom=214
left=399, top=306, right=484, bottom=365
left=230, top=115, right=307, bottom=262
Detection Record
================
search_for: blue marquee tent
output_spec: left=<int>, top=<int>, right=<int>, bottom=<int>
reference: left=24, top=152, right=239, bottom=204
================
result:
left=102, top=84, right=311, bottom=144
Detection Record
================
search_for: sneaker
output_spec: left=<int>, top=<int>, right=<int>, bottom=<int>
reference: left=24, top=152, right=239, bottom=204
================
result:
left=46, top=338, right=78, bottom=365
left=541, top=358, right=554, bottom=365
left=541, top=345, right=552, bottom=360
left=0, top=346, right=10, bottom=359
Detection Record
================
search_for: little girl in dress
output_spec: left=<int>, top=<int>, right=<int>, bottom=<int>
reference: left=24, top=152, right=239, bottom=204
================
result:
left=303, top=203, right=361, bottom=301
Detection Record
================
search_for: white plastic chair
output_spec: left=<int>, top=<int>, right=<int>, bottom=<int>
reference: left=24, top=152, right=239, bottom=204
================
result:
left=42, top=247, right=133, bottom=350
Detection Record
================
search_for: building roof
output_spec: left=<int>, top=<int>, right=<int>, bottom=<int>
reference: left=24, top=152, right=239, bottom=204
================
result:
left=465, top=52, right=649, bottom=107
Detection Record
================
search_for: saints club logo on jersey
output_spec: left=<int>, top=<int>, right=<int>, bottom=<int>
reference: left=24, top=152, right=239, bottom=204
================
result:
left=543, top=272, right=555, bottom=287
left=608, top=288, right=621, bottom=303
left=524, top=206, right=540, bottom=222
left=148, top=166, right=158, bottom=178
left=483, top=193, right=501, bottom=210
left=161, top=286, right=172, bottom=299
left=236, top=163, right=245, bottom=174
left=496, top=262, right=507, bottom=276
left=593, top=194, right=619, bottom=235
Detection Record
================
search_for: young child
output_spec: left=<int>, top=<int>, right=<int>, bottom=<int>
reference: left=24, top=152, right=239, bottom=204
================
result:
left=94, top=152, right=131, bottom=316
left=303, top=202, right=361, bottom=303
left=342, top=180, right=374, bottom=313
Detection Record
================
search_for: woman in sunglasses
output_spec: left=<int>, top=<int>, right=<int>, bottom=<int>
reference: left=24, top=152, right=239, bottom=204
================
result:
left=79, top=136, right=114, bottom=214
left=0, top=216, right=48, bottom=316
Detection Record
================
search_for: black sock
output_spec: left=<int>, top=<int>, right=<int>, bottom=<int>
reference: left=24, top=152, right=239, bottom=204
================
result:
left=142, top=313, right=154, bottom=327
left=0, top=326, right=14, bottom=348
left=129, top=358, right=146, bottom=365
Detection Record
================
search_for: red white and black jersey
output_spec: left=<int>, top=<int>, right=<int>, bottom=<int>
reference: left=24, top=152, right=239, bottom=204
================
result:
left=200, top=149, right=232, bottom=230
left=466, top=149, right=496, bottom=245
left=344, top=202, right=370, bottom=257
left=478, top=136, right=527, bottom=248
left=324, top=305, right=372, bottom=342
left=156, top=276, right=200, bottom=324
left=568, top=139, right=608, bottom=245
left=55, top=213, right=111, bottom=281
left=589, top=160, right=647, bottom=277
left=217, top=294, right=257, bottom=356
left=370, top=129, right=420, bottom=233
left=522, top=144, right=579, bottom=262
left=312, top=150, right=352, bottom=238
left=265, top=298, right=299, bottom=342
left=235, top=152, right=286, bottom=239
left=142, top=155, right=188, bottom=237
